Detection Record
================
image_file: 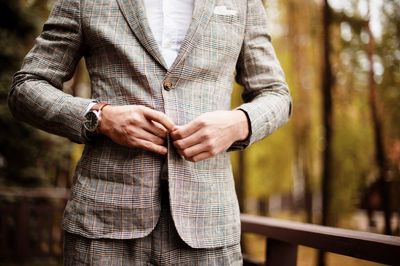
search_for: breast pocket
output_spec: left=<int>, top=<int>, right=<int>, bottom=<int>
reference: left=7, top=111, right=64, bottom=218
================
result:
left=209, top=13, right=244, bottom=34
left=203, top=13, right=245, bottom=56
left=211, top=11, right=241, bottom=24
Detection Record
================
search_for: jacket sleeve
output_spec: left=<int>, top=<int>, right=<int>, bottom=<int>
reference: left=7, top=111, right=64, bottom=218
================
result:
left=8, top=0, right=93, bottom=144
left=234, top=0, right=292, bottom=147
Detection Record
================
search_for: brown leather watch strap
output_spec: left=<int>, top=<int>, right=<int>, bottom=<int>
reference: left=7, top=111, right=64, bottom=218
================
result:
left=91, top=102, right=109, bottom=112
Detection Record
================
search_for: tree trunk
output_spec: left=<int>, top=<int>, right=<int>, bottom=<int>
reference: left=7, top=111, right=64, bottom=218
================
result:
left=318, top=0, right=334, bottom=265
left=286, top=0, right=314, bottom=224
left=367, top=1, right=392, bottom=235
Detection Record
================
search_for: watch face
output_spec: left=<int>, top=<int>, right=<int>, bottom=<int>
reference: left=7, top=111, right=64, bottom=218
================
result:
left=84, top=111, right=99, bottom=132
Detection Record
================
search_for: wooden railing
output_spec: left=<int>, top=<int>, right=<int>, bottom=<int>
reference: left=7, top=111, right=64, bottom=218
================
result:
left=241, top=214, right=400, bottom=266
left=0, top=187, right=69, bottom=258
left=1, top=187, right=400, bottom=265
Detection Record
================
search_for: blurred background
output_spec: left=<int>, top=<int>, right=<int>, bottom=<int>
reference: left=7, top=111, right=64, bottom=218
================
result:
left=0, top=0, right=399, bottom=265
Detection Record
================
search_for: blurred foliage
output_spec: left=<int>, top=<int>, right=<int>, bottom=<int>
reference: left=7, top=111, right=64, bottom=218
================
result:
left=233, top=0, right=400, bottom=229
left=328, top=0, right=400, bottom=225
left=379, top=1, right=400, bottom=139
left=0, top=0, right=71, bottom=186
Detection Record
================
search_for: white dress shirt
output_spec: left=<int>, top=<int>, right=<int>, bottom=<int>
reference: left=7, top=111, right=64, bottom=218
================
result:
left=143, top=0, right=194, bottom=68
left=86, top=1, right=194, bottom=112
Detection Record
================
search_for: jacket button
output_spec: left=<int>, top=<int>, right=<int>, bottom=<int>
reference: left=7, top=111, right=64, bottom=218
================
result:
left=163, top=80, right=173, bottom=91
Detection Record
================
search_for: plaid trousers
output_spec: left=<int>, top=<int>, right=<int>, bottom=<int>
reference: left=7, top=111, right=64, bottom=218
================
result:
left=63, top=180, right=243, bottom=266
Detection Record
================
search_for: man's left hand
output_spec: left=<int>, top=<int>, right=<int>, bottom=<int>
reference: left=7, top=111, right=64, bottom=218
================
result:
left=171, top=110, right=249, bottom=162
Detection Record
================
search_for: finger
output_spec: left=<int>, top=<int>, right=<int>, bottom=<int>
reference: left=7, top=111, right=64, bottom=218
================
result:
left=143, top=108, right=176, bottom=132
left=134, top=129, right=166, bottom=146
left=173, top=129, right=204, bottom=150
left=143, top=120, right=168, bottom=139
left=190, top=152, right=213, bottom=162
left=133, top=139, right=168, bottom=155
left=171, top=120, right=203, bottom=140
left=179, top=142, right=208, bottom=159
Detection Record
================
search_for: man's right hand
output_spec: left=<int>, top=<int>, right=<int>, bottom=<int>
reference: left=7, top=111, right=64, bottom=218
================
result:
left=98, top=105, right=176, bottom=155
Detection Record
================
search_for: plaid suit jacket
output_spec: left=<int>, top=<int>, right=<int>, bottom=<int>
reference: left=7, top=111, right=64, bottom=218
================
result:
left=9, top=0, right=291, bottom=248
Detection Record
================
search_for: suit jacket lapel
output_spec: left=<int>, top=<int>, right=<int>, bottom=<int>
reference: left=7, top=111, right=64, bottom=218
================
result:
left=116, top=0, right=215, bottom=71
left=168, top=0, right=216, bottom=72
left=116, top=0, right=168, bottom=69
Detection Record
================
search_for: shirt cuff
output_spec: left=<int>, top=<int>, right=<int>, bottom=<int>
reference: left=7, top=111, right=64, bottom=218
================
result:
left=84, top=101, right=98, bottom=115
left=227, top=108, right=252, bottom=151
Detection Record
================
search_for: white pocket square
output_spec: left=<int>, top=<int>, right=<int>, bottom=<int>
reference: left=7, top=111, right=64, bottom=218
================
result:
left=213, top=6, right=238, bottom=16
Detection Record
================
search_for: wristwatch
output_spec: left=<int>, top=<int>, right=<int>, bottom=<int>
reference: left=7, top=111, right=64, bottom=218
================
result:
left=83, top=102, right=109, bottom=133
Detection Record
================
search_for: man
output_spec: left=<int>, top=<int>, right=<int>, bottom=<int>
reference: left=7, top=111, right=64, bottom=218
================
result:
left=9, top=0, right=291, bottom=265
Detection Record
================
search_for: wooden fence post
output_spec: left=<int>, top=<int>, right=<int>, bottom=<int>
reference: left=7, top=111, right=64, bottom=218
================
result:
left=266, top=238, right=298, bottom=266
left=17, top=198, right=29, bottom=257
